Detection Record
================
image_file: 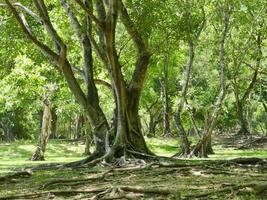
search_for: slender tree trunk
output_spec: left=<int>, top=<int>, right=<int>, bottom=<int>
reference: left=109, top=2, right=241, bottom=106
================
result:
left=246, top=99, right=255, bottom=134
left=51, top=107, right=57, bottom=139
left=174, top=41, right=194, bottom=157
left=162, top=53, right=171, bottom=137
left=75, top=114, right=83, bottom=139
left=148, top=115, right=156, bottom=137
left=31, top=100, right=52, bottom=161
left=232, top=30, right=261, bottom=136
left=262, top=102, right=267, bottom=113
left=148, top=113, right=162, bottom=137
left=233, top=87, right=250, bottom=135
left=191, top=7, right=230, bottom=157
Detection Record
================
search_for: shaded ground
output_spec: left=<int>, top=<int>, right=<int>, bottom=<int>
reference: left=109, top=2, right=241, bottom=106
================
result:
left=0, top=136, right=266, bottom=199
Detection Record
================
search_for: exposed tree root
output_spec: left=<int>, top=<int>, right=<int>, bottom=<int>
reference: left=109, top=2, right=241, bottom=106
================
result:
left=184, top=182, right=267, bottom=199
left=238, top=137, right=267, bottom=149
left=30, top=151, right=105, bottom=171
left=0, top=170, right=33, bottom=182
left=29, top=149, right=182, bottom=172
left=64, top=151, right=104, bottom=168
left=0, top=188, right=107, bottom=200
left=88, top=186, right=181, bottom=200
left=42, top=169, right=112, bottom=189
left=0, top=186, right=181, bottom=200
left=126, top=149, right=179, bottom=162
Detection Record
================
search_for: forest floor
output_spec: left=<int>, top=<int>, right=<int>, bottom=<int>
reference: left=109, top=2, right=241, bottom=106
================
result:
left=0, top=135, right=266, bottom=200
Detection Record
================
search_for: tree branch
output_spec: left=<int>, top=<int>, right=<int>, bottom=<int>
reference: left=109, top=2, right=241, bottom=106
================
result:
left=4, top=0, right=58, bottom=62
left=74, top=0, right=103, bottom=29
left=94, top=79, right=113, bottom=90
left=118, top=0, right=150, bottom=91
left=0, top=2, right=41, bottom=23
left=32, top=0, right=65, bottom=52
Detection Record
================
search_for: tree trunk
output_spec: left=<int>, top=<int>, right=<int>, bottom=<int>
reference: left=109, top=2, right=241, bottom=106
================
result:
left=75, top=114, right=83, bottom=139
left=263, top=102, right=267, bottom=113
left=191, top=7, right=230, bottom=157
left=174, top=41, right=195, bottom=157
left=84, top=116, right=92, bottom=156
left=100, top=0, right=151, bottom=162
left=50, top=107, right=57, bottom=139
left=106, top=89, right=151, bottom=161
left=234, top=92, right=250, bottom=135
left=31, top=100, right=52, bottom=161
left=84, top=134, right=92, bottom=156
left=205, top=135, right=214, bottom=155
left=85, top=106, right=110, bottom=159
left=246, top=102, right=255, bottom=134
left=5, top=0, right=110, bottom=163
left=232, top=30, right=261, bottom=136
left=162, top=53, right=171, bottom=137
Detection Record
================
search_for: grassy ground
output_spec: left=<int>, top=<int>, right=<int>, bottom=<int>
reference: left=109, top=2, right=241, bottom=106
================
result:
left=0, top=137, right=266, bottom=199
left=0, top=140, right=85, bottom=174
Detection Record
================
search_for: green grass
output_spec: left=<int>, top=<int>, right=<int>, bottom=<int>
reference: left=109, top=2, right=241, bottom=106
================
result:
left=0, top=140, right=85, bottom=174
left=146, top=137, right=267, bottom=160
left=0, top=137, right=267, bottom=174
left=0, top=138, right=266, bottom=199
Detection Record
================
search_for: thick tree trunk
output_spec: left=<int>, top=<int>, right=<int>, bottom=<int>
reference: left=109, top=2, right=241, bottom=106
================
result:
left=85, top=106, right=110, bottom=158
left=100, top=0, right=151, bottom=162
left=106, top=89, right=151, bottom=162
left=84, top=134, right=92, bottom=156
left=205, top=135, right=214, bottom=155
left=162, top=53, right=171, bottom=137
left=84, top=117, right=92, bottom=156
left=31, top=100, right=52, bottom=161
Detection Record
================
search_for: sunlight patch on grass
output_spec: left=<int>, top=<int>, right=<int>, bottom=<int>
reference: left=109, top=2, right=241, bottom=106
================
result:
left=146, top=137, right=179, bottom=156
left=210, top=145, right=267, bottom=160
left=0, top=140, right=85, bottom=174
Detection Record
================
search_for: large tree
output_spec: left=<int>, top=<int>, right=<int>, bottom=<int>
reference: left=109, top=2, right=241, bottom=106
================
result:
left=5, top=0, right=110, bottom=162
left=4, top=0, right=153, bottom=163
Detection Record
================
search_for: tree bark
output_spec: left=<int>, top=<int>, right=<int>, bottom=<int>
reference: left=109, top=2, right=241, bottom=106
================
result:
left=75, top=114, right=83, bottom=139
left=50, top=107, right=57, bottom=139
left=100, top=0, right=151, bottom=161
left=191, top=6, right=231, bottom=157
left=174, top=41, right=194, bottom=157
left=233, top=30, right=262, bottom=136
left=173, top=2, right=205, bottom=157
left=162, top=53, right=171, bottom=137
left=233, top=83, right=250, bottom=135
left=84, top=116, right=92, bottom=156
left=6, top=0, right=151, bottom=164
left=31, top=99, right=52, bottom=161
